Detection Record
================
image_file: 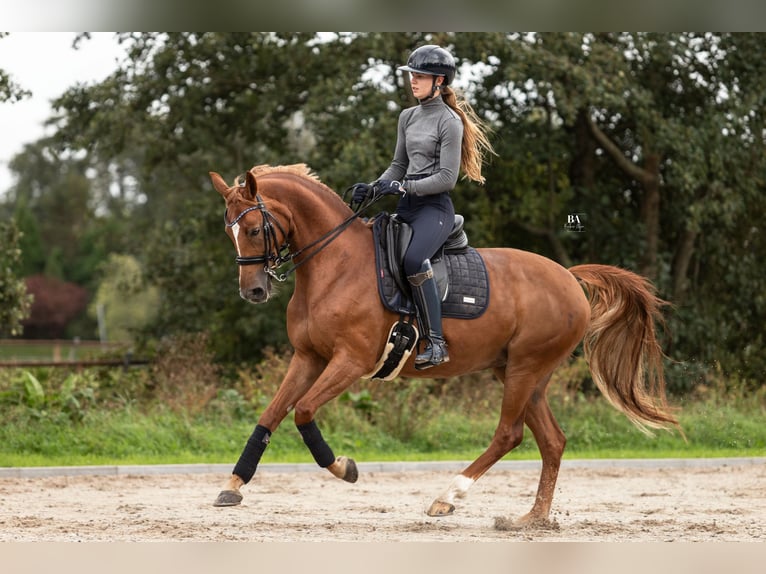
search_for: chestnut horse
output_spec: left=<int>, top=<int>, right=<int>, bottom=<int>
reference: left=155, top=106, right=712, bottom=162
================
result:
left=209, top=164, right=681, bottom=525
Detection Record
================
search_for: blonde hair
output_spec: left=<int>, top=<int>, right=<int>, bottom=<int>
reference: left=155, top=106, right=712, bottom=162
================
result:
left=441, top=86, right=496, bottom=184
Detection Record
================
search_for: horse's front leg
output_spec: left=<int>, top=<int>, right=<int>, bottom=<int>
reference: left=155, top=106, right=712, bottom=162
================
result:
left=292, top=352, right=369, bottom=484
left=213, top=350, right=326, bottom=507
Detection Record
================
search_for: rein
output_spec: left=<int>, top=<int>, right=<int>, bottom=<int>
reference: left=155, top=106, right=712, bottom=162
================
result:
left=224, top=190, right=382, bottom=282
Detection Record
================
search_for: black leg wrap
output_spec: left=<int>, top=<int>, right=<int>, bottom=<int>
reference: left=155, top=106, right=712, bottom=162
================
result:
left=232, top=424, right=271, bottom=484
left=297, top=420, right=336, bottom=468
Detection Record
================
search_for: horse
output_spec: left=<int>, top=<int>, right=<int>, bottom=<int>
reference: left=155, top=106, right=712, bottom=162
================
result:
left=209, top=163, right=681, bottom=526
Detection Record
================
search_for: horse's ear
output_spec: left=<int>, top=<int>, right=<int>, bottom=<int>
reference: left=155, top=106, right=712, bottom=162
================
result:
left=244, top=170, right=258, bottom=200
left=210, top=172, right=231, bottom=199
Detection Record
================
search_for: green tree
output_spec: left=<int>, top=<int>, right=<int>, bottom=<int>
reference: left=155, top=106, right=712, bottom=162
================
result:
left=49, top=33, right=341, bottom=358
left=17, top=32, right=766, bottom=384
left=0, top=33, right=30, bottom=104
left=0, top=34, right=33, bottom=336
left=88, top=254, right=159, bottom=343
left=0, top=221, right=33, bottom=336
left=7, top=139, right=131, bottom=286
left=470, top=32, right=766, bottom=383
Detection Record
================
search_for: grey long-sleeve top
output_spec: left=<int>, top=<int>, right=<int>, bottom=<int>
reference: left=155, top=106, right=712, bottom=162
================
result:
left=378, top=94, right=463, bottom=197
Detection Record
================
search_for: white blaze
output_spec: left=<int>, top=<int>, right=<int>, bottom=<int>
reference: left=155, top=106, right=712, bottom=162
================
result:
left=232, top=222, right=243, bottom=281
left=231, top=222, right=243, bottom=255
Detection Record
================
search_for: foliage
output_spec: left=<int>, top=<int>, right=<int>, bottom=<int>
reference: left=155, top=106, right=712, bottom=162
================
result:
left=88, top=254, right=159, bottom=343
left=0, top=34, right=30, bottom=104
left=0, top=220, right=33, bottom=336
left=0, top=369, right=98, bottom=423
left=0, top=32, right=764, bottom=389
left=149, top=332, right=221, bottom=415
left=22, top=275, right=89, bottom=339
left=0, top=354, right=762, bottom=467
left=7, top=139, right=114, bottom=283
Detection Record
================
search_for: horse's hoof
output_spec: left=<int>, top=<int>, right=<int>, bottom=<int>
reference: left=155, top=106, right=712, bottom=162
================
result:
left=426, top=500, right=455, bottom=517
left=343, top=457, right=359, bottom=483
left=213, top=489, right=243, bottom=507
left=494, top=514, right=558, bottom=531
left=328, top=456, right=359, bottom=483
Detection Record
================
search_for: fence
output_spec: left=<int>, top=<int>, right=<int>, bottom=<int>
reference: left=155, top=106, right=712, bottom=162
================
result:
left=0, top=339, right=150, bottom=368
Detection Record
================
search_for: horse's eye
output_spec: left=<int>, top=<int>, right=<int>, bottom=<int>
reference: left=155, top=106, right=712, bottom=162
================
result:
left=249, top=227, right=261, bottom=238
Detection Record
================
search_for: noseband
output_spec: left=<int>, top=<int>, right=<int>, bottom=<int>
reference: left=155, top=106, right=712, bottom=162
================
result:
left=224, top=194, right=292, bottom=281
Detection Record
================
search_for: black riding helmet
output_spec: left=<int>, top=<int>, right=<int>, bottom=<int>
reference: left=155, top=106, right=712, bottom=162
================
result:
left=398, top=45, right=456, bottom=86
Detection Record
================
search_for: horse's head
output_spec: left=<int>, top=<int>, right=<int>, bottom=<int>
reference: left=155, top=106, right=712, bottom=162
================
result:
left=210, top=170, right=289, bottom=304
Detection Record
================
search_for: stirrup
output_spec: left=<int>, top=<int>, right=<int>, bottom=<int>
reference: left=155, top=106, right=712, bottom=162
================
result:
left=414, top=339, right=450, bottom=370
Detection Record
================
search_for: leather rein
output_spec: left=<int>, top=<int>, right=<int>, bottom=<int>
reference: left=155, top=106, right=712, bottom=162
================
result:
left=224, top=191, right=380, bottom=282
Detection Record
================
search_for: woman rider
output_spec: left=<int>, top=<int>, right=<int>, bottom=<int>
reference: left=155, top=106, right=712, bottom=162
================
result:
left=352, top=44, right=494, bottom=370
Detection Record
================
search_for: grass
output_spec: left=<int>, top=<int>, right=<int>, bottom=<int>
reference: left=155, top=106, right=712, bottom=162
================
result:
left=0, top=347, right=763, bottom=468
left=0, top=390, right=762, bottom=468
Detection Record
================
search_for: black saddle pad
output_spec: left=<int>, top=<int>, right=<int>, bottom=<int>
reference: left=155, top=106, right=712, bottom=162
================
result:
left=372, top=214, right=490, bottom=319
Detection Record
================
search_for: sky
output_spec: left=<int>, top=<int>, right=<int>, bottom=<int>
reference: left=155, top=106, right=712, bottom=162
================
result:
left=0, top=32, right=126, bottom=195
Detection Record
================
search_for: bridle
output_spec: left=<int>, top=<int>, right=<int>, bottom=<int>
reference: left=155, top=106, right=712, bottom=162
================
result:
left=224, top=196, right=292, bottom=281
left=224, top=189, right=381, bottom=282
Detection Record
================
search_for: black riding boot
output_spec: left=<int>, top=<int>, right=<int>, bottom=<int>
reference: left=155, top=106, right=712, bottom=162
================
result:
left=408, top=260, right=449, bottom=370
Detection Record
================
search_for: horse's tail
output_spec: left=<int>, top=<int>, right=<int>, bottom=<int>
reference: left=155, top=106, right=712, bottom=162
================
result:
left=568, top=264, right=683, bottom=436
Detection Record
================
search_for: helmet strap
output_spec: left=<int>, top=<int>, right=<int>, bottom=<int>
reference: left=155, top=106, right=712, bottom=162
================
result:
left=418, top=76, right=442, bottom=104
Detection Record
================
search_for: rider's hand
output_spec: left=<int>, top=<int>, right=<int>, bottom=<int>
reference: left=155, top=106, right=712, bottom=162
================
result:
left=373, top=179, right=405, bottom=196
left=351, top=182, right=372, bottom=204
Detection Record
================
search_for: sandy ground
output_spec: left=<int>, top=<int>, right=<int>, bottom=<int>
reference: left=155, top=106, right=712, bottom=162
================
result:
left=0, top=460, right=763, bottom=542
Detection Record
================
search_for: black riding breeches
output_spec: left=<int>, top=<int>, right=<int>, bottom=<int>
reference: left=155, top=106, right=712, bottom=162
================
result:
left=396, top=192, right=455, bottom=276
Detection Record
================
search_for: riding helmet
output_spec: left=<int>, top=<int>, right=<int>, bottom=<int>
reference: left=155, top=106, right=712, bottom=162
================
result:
left=398, top=45, right=456, bottom=86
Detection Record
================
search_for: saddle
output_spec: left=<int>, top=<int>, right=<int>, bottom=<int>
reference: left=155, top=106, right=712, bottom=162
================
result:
left=364, top=213, right=490, bottom=382
left=371, top=213, right=490, bottom=319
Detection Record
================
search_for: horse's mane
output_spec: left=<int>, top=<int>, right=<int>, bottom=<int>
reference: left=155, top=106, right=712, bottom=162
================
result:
left=248, top=163, right=319, bottom=182
left=233, top=163, right=347, bottom=209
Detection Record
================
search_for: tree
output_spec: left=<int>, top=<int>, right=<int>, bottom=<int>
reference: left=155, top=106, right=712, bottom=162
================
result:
left=0, top=34, right=33, bottom=336
left=22, top=275, right=88, bottom=339
left=473, top=32, right=766, bottom=382
left=8, top=139, right=97, bottom=281
left=14, top=32, right=765, bottom=383
left=48, top=33, right=340, bottom=358
left=0, top=221, right=33, bottom=337
left=88, top=254, right=159, bottom=343
left=0, top=33, right=30, bottom=104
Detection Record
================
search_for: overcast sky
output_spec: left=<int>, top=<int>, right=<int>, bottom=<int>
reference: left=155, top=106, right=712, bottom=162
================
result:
left=0, top=32, right=125, bottom=195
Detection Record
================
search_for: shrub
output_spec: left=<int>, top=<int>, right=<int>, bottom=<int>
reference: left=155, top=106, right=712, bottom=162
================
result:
left=150, top=332, right=220, bottom=415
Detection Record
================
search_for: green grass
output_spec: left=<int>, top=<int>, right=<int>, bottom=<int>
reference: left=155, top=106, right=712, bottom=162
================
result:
left=0, top=395, right=762, bottom=468
left=0, top=354, right=763, bottom=469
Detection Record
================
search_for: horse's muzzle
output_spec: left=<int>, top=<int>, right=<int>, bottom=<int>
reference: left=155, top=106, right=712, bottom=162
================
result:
left=239, top=268, right=272, bottom=304
left=240, top=285, right=270, bottom=303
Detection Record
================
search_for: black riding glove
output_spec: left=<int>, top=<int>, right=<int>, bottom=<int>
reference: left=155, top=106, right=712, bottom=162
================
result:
left=373, top=179, right=405, bottom=196
left=351, top=182, right=373, bottom=204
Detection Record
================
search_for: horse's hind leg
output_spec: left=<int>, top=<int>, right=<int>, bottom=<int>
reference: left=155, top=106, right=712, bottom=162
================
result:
left=426, top=365, right=538, bottom=517
left=514, top=377, right=566, bottom=526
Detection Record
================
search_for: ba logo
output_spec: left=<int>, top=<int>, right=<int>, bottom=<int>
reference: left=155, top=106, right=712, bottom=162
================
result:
left=564, top=214, right=585, bottom=233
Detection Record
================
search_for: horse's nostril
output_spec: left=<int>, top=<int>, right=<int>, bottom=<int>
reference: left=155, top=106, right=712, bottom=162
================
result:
left=241, top=286, right=268, bottom=302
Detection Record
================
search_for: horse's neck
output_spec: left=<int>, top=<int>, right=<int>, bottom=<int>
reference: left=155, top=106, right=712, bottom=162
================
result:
left=264, top=178, right=368, bottom=267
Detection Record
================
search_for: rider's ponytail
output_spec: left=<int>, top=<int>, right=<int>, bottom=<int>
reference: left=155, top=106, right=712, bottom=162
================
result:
left=441, top=86, right=495, bottom=185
